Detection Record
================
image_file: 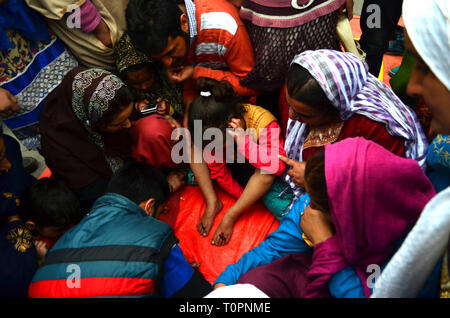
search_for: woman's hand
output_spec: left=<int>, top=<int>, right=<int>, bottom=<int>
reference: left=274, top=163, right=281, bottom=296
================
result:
left=278, top=155, right=306, bottom=188
left=300, top=205, right=334, bottom=246
left=0, top=88, right=19, bottom=118
left=166, top=170, right=188, bottom=193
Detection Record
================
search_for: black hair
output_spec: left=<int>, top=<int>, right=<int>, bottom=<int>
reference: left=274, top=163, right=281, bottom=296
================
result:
left=126, top=0, right=184, bottom=55
left=106, top=160, right=170, bottom=208
left=188, top=77, right=246, bottom=148
left=94, top=86, right=134, bottom=131
left=286, top=63, right=338, bottom=116
left=304, top=150, right=330, bottom=213
left=19, top=178, right=83, bottom=229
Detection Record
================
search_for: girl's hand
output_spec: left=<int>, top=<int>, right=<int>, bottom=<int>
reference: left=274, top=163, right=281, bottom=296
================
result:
left=34, top=240, right=48, bottom=262
left=227, top=118, right=245, bottom=142
left=156, top=98, right=168, bottom=115
left=300, top=205, right=334, bottom=246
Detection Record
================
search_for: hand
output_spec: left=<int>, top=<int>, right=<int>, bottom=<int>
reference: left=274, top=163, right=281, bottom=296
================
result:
left=135, top=99, right=150, bottom=111
left=166, top=170, right=188, bottom=193
left=167, top=65, right=194, bottom=83
left=300, top=205, right=334, bottom=246
left=93, top=19, right=112, bottom=48
left=278, top=155, right=306, bottom=188
left=156, top=98, right=168, bottom=115
left=34, top=240, right=49, bottom=262
left=214, top=283, right=227, bottom=290
left=227, top=118, right=245, bottom=143
left=342, top=0, right=354, bottom=20
left=0, top=88, right=19, bottom=118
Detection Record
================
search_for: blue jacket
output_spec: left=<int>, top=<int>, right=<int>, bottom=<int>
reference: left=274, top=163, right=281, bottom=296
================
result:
left=29, top=193, right=211, bottom=298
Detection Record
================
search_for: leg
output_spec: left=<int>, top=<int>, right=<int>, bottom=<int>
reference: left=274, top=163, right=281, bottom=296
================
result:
left=359, top=0, right=404, bottom=76
left=189, top=144, right=223, bottom=237
left=212, top=169, right=275, bottom=246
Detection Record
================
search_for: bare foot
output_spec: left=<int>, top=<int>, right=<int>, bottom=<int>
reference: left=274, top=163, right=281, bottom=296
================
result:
left=197, top=199, right=223, bottom=237
left=211, top=213, right=236, bottom=247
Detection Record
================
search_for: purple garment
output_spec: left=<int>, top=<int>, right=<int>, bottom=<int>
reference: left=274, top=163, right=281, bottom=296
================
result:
left=79, top=0, right=101, bottom=33
left=305, top=137, right=436, bottom=297
left=237, top=253, right=312, bottom=298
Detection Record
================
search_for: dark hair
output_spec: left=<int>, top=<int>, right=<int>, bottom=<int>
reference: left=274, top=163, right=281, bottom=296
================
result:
left=19, top=178, right=83, bottom=229
left=188, top=78, right=246, bottom=148
left=94, top=86, right=134, bottom=131
left=126, top=0, right=184, bottom=55
left=304, top=150, right=330, bottom=213
left=106, top=160, right=170, bottom=208
left=122, top=62, right=157, bottom=76
left=286, top=63, right=338, bottom=116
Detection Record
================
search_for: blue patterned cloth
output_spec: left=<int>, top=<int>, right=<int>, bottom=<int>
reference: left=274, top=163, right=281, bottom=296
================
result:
left=427, top=135, right=450, bottom=193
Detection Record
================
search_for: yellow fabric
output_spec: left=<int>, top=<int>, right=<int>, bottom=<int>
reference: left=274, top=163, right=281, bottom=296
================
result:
left=26, top=0, right=129, bottom=71
left=242, top=104, right=277, bottom=141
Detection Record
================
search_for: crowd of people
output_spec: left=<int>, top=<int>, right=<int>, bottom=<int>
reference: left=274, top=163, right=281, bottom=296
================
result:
left=0, top=0, right=448, bottom=299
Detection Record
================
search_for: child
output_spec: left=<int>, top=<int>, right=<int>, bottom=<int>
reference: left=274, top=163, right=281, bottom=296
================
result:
left=188, top=78, right=286, bottom=246
left=19, top=177, right=84, bottom=258
left=114, top=33, right=184, bottom=118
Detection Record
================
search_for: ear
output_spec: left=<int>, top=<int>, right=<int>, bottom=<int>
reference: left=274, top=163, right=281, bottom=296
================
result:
left=139, top=198, right=156, bottom=217
left=25, top=220, right=36, bottom=231
left=180, top=13, right=189, bottom=34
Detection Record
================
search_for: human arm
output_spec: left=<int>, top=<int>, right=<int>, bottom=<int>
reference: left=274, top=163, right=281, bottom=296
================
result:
left=231, top=120, right=286, bottom=176
left=0, top=88, right=19, bottom=118
left=214, top=194, right=312, bottom=286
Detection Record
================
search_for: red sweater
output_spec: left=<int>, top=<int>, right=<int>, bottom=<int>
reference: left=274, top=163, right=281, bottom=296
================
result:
left=184, top=0, right=257, bottom=101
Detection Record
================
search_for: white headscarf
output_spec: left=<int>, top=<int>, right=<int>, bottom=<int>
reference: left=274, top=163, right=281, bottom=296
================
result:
left=403, top=0, right=450, bottom=90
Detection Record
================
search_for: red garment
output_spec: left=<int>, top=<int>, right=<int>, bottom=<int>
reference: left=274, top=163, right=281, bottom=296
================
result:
left=130, top=115, right=180, bottom=170
left=302, top=114, right=406, bottom=161
left=184, top=0, right=258, bottom=102
left=206, top=121, right=286, bottom=198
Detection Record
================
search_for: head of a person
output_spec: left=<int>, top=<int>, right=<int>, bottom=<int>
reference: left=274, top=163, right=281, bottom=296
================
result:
left=304, top=150, right=332, bottom=218
left=122, top=62, right=156, bottom=92
left=0, top=132, right=11, bottom=176
left=188, top=77, right=246, bottom=149
left=72, top=69, right=134, bottom=134
left=285, top=63, right=340, bottom=128
left=106, top=160, right=170, bottom=219
left=126, top=0, right=190, bottom=68
left=403, top=0, right=450, bottom=135
left=19, top=178, right=83, bottom=239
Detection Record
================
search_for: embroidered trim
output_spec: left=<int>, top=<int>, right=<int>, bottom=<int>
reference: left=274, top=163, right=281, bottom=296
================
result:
left=303, top=121, right=344, bottom=150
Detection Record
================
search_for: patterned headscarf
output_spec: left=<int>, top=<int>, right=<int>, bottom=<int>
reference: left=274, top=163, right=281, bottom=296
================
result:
left=71, top=68, right=126, bottom=171
left=284, top=50, right=428, bottom=198
left=114, top=33, right=151, bottom=74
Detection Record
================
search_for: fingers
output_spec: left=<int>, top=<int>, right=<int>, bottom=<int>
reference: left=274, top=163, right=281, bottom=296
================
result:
left=278, top=154, right=295, bottom=167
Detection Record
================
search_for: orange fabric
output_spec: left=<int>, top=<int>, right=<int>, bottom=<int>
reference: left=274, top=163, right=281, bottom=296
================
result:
left=160, top=185, right=279, bottom=284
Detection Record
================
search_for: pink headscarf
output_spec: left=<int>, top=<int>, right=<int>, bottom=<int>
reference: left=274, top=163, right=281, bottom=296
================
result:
left=305, top=137, right=436, bottom=297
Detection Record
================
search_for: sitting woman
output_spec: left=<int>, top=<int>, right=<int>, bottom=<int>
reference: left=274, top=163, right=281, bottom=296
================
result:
left=215, top=137, right=440, bottom=297
left=39, top=67, right=134, bottom=212
left=266, top=49, right=428, bottom=214
left=188, top=78, right=286, bottom=246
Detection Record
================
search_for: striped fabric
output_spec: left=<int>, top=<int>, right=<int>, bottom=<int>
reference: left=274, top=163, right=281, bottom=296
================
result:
left=184, top=0, right=197, bottom=46
left=240, top=0, right=345, bottom=28
left=284, top=50, right=428, bottom=199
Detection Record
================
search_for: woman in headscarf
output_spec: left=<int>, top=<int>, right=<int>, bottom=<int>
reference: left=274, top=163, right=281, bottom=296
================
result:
left=371, top=0, right=450, bottom=298
left=39, top=67, right=134, bottom=212
left=264, top=49, right=428, bottom=216
left=216, top=137, right=438, bottom=298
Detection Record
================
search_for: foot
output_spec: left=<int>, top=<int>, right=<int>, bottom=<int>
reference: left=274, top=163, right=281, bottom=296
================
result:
left=211, top=213, right=237, bottom=247
left=197, top=199, right=223, bottom=237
